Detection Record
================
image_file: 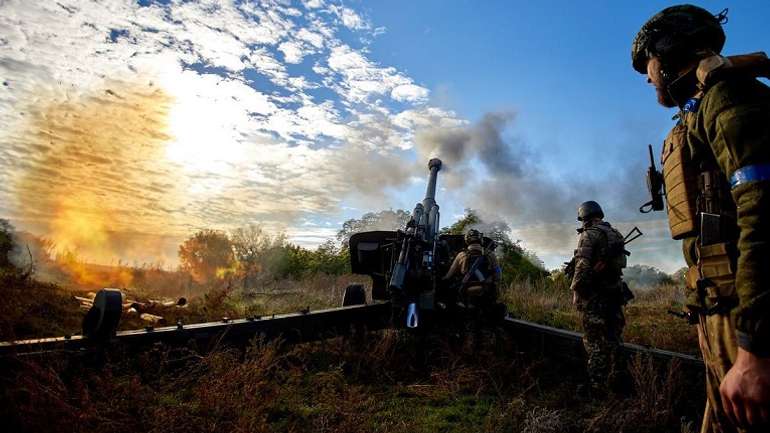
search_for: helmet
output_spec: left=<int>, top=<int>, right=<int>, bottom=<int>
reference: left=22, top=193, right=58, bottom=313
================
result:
left=577, top=201, right=604, bottom=222
left=464, top=229, right=482, bottom=245
left=632, top=5, right=727, bottom=74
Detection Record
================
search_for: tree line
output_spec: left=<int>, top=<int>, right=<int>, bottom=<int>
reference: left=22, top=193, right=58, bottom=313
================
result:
left=1, top=209, right=549, bottom=290
left=177, top=209, right=548, bottom=288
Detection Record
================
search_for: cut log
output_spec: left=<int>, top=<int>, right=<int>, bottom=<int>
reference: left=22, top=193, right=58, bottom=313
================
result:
left=139, top=313, right=166, bottom=325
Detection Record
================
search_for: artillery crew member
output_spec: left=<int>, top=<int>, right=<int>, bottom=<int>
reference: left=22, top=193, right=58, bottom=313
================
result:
left=569, top=201, right=628, bottom=396
left=633, top=5, right=770, bottom=431
left=443, top=229, right=500, bottom=306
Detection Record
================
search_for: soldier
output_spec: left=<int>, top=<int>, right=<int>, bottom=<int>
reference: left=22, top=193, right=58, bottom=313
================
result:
left=632, top=5, right=770, bottom=431
left=569, top=201, right=628, bottom=397
left=443, top=229, right=501, bottom=307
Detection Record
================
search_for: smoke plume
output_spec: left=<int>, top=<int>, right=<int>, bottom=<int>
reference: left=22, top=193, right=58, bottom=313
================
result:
left=414, top=111, right=657, bottom=268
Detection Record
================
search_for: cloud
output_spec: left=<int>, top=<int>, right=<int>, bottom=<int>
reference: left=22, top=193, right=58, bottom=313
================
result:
left=329, top=5, right=370, bottom=30
left=391, top=84, right=430, bottom=103
left=278, top=41, right=306, bottom=64
left=0, top=0, right=462, bottom=265
left=326, top=44, right=430, bottom=104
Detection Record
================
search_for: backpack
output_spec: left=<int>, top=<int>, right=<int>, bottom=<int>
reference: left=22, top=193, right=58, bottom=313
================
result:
left=589, top=223, right=628, bottom=277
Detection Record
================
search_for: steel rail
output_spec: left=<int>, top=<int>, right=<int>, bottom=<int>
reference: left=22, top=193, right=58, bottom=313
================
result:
left=0, top=302, right=391, bottom=357
left=503, top=317, right=703, bottom=368
left=0, top=303, right=704, bottom=371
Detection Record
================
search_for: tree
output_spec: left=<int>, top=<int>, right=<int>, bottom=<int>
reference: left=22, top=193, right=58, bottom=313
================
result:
left=312, top=239, right=350, bottom=275
left=178, top=229, right=235, bottom=284
left=336, top=209, right=411, bottom=247
left=441, top=208, right=512, bottom=246
left=442, top=209, right=548, bottom=284
left=230, top=224, right=287, bottom=286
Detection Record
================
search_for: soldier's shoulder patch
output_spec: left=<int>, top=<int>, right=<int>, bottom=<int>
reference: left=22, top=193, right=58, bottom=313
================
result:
left=683, top=98, right=701, bottom=113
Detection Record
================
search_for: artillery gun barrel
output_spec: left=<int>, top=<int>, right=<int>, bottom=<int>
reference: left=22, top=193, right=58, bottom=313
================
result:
left=422, top=158, right=442, bottom=241
left=422, top=158, right=442, bottom=210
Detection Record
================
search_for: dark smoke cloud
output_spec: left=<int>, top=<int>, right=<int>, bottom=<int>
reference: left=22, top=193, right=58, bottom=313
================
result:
left=415, top=112, right=647, bottom=225
left=416, top=112, right=570, bottom=223
left=415, top=112, right=525, bottom=178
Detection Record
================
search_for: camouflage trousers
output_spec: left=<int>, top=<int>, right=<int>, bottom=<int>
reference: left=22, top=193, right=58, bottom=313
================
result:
left=697, top=312, right=761, bottom=433
left=580, top=298, right=625, bottom=392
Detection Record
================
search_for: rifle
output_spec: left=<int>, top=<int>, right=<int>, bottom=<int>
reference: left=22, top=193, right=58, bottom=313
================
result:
left=640, top=144, right=665, bottom=213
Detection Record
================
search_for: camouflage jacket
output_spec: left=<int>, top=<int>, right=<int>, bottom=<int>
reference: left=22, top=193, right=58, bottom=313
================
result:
left=683, top=74, right=770, bottom=355
left=569, top=221, right=624, bottom=300
left=444, top=244, right=500, bottom=284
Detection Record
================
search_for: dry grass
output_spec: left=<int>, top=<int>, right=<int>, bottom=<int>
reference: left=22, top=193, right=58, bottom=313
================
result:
left=502, top=278, right=699, bottom=354
left=0, top=328, right=704, bottom=433
left=0, top=271, right=83, bottom=340
left=0, top=271, right=706, bottom=432
left=0, top=272, right=367, bottom=340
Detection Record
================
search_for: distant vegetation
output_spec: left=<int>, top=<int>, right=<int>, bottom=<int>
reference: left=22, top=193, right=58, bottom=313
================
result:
left=623, top=264, right=675, bottom=290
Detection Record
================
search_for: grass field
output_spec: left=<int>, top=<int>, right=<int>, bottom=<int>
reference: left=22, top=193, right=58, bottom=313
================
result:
left=502, top=277, right=699, bottom=355
left=0, top=268, right=705, bottom=432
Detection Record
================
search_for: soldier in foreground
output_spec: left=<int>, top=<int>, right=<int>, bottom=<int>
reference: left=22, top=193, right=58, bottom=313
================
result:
left=569, top=201, right=628, bottom=397
left=632, top=5, right=770, bottom=431
left=443, top=228, right=500, bottom=308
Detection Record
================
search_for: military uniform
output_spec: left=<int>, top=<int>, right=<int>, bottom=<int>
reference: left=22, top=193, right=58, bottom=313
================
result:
left=665, top=56, right=770, bottom=433
left=632, top=5, right=770, bottom=431
left=444, top=243, right=500, bottom=304
left=570, top=220, right=628, bottom=393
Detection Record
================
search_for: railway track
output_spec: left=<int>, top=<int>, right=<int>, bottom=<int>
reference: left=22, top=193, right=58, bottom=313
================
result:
left=0, top=301, right=703, bottom=371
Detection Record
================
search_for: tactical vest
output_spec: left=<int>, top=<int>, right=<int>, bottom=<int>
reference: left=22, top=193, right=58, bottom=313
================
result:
left=463, top=245, right=490, bottom=280
left=661, top=53, right=770, bottom=311
left=460, top=245, right=495, bottom=300
left=590, top=223, right=627, bottom=278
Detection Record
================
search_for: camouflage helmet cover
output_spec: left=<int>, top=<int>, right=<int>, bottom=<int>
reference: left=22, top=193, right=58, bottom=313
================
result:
left=632, top=4, right=727, bottom=74
left=577, top=201, right=604, bottom=222
left=464, top=228, right=482, bottom=245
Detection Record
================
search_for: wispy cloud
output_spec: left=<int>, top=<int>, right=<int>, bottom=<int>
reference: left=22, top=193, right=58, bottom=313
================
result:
left=0, top=0, right=454, bottom=263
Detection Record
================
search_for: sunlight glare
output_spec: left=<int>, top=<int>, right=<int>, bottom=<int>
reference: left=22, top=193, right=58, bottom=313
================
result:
left=163, top=70, right=248, bottom=179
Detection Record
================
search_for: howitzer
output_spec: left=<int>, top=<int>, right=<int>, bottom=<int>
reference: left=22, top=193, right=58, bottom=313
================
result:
left=640, top=144, right=664, bottom=213
left=348, top=159, right=497, bottom=328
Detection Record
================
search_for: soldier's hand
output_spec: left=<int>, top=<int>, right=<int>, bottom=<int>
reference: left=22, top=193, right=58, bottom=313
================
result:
left=572, top=291, right=578, bottom=306
left=720, top=348, right=770, bottom=427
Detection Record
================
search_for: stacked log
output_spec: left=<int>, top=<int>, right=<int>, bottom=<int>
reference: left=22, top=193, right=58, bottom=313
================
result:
left=73, top=291, right=187, bottom=324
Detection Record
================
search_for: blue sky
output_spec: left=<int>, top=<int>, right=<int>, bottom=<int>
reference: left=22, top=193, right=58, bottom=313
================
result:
left=0, top=1, right=767, bottom=271
left=366, top=0, right=769, bottom=169
left=355, top=0, right=770, bottom=269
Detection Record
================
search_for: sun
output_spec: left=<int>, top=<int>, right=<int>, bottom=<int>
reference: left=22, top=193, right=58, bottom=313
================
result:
left=163, top=69, right=248, bottom=179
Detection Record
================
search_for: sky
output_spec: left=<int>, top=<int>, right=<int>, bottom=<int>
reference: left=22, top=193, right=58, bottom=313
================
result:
left=0, top=0, right=768, bottom=272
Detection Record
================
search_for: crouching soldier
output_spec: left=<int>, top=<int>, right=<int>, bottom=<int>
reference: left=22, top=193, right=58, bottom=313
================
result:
left=444, top=229, right=501, bottom=308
